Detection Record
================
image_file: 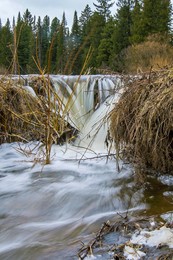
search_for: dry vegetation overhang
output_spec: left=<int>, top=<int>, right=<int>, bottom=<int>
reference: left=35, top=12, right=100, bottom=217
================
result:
left=110, top=69, right=173, bottom=175
left=0, top=76, right=75, bottom=145
left=0, top=77, right=46, bottom=144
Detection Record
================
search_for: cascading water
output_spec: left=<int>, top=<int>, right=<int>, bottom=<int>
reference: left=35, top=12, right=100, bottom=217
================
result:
left=0, top=75, right=147, bottom=259
left=51, top=75, right=123, bottom=151
left=51, top=75, right=122, bottom=132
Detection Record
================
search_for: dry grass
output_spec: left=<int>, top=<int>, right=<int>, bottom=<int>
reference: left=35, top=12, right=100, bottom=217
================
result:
left=0, top=76, right=73, bottom=149
left=110, top=68, right=173, bottom=175
left=0, top=77, right=45, bottom=144
left=124, top=40, right=173, bottom=73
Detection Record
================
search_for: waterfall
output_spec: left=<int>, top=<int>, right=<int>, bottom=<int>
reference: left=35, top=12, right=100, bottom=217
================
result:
left=76, top=91, right=123, bottom=151
left=20, top=74, right=123, bottom=150
left=51, top=75, right=123, bottom=150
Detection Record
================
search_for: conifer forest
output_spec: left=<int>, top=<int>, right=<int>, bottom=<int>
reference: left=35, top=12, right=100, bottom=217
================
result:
left=0, top=0, right=172, bottom=75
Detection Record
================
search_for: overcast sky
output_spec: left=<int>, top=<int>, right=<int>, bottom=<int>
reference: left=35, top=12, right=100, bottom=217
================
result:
left=0, top=0, right=117, bottom=28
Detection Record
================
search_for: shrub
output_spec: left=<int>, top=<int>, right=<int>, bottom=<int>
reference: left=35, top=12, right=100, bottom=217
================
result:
left=110, top=69, right=173, bottom=175
left=124, top=39, right=173, bottom=73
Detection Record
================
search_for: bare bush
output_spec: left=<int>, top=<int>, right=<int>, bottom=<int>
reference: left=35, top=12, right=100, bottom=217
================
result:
left=124, top=37, right=173, bottom=73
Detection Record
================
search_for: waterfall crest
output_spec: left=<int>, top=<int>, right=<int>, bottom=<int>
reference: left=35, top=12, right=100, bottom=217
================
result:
left=51, top=75, right=123, bottom=151
left=19, top=74, right=123, bottom=150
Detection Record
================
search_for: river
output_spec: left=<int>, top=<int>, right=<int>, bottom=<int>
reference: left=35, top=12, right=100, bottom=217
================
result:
left=1, top=74, right=173, bottom=259
left=0, top=142, right=146, bottom=259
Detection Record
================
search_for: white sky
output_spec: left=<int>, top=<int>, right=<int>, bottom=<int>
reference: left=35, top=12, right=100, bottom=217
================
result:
left=0, top=0, right=117, bottom=28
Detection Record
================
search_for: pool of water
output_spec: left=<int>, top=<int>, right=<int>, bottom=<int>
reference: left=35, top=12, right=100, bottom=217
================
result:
left=0, top=142, right=172, bottom=259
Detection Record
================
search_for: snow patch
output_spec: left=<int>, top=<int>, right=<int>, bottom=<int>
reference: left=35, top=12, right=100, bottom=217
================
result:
left=124, top=245, right=146, bottom=260
left=131, top=226, right=173, bottom=248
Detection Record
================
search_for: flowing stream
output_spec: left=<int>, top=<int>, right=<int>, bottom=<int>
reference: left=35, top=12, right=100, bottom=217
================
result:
left=1, top=75, right=173, bottom=259
left=0, top=143, right=145, bottom=260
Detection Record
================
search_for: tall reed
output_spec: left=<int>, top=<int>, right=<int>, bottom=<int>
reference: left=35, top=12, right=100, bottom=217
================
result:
left=0, top=26, right=93, bottom=164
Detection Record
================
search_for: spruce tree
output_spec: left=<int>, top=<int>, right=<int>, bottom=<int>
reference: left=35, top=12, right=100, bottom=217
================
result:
left=56, top=12, right=68, bottom=73
left=68, top=10, right=82, bottom=74
left=17, top=12, right=21, bottom=24
left=16, top=11, right=34, bottom=73
left=33, top=16, right=36, bottom=31
left=79, top=4, right=93, bottom=34
left=23, top=9, right=34, bottom=27
left=85, top=12, right=105, bottom=69
left=141, top=0, right=172, bottom=37
left=23, top=9, right=35, bottom=72
left=50, top=17, right=60, bottom=72
left=112, top=0, right=132, bottom=54
left=159, top=0, right=172, bottom=33
left=0, top=19, right=13, bottom=70
left=78, top=5, right=93, bottom=73
left=41, top=15, right=50, bottom=69
left=71, top=11, right=80, bottom=38
left=71, top=10, right=81, bottom=50
left=93, top=0, right=115, bottom=21
left=110, top=0, right=132, bottom=71
left=50, top=17, right=60, bottom=39
left=97, top=18, right=115, bottom=67
left=130, top=0, right=143, bottom=44
left=12, top=17, right=15, bottom=30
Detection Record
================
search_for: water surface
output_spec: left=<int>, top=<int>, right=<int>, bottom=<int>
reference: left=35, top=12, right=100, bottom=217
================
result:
left=0, top=142, right=146, bottom=259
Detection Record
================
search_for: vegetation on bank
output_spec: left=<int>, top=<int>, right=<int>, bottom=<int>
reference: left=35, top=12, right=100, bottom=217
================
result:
left=0, top=0, right=172, bottom=75
left=110, top=69, right=173, bottom=175
left=0, top=76, right=75, bottom=163
left=0, top=0, right=173, bottom=170
left=78, top=215, right=173, bottom=259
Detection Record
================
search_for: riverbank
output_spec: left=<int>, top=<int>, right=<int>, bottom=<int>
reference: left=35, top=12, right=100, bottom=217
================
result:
left=110, top=68, right=173, bottom=177
left=78, top=213, right=173, bottom=259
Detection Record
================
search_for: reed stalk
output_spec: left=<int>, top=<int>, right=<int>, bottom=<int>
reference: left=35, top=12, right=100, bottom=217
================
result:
left=0, top=30, right=93, bottom=164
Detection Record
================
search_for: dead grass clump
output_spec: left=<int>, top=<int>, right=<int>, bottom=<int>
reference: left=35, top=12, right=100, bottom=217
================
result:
left=0, top=78, right=46, bottom=144
left=124, top=40, right=173, bottom=73
left=0, top=76, right=76, bottom=157
left=110, top=69, right=173, bottom=175
left=29, top=75, right=48, bottom=96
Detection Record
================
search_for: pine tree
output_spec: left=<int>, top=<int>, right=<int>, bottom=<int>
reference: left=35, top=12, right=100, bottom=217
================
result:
left=41, top=15, right=50, bottom=69
left=23, top=9, right=35, bottom=72
left=93, top=0, right=115, bottom=21
left=112, top=0, right=132, bottom=54
left=141, top=0, right=172, bottom=37
left=110, top=0, right=132, bottom=71
left=33, top=15, right=36, bottom=31
left=67, top=10, right=82, bottom=74
left=159, top=0, right=172, bottom=33
left=78, top=5, right=93, bottom=73
left=23, top=9, right=34, bottom=27
left=56, top=12, right=68, bottom=73
left=71, top=10, right=81, bottom=51
left=12, top=17, right=15, bottom=30
left=85, top=12, right=105, bottom=69
left=71, top=11, right=80, bottom=38
left=17, top=12, right=21, bottom=24
left=97, top=18, right=115, bottom=67
left=79, top=4, right=93, bottom=34
left=130, top=0, right=143, bottom=44
left=16, top=11, right=34, bottom=73
left=50, top=17, right=60, bottom=72
left=0, top=19, right=13, bottom=70
left=50, top=17, right=60, bottom=39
